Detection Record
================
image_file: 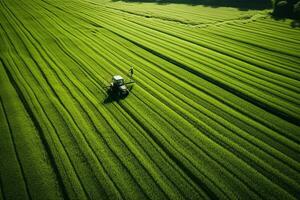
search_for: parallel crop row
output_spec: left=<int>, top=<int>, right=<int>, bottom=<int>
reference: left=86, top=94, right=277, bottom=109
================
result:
left=0, top=0, right=299, bottom=199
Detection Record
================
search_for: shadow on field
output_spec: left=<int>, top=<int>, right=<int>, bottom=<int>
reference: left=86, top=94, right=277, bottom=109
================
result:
left=103, top=85, right=134, bottom=104
left=111, top=0, right=272, bottom=10
left=103, top=93, right=120, bottom=104
left=291, top=20, right=300, bottom=28
left=271, top=15, right=300, bottom=28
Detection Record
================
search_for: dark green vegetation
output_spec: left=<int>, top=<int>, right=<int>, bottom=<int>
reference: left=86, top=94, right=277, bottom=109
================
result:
left=0, top=0, right=300, bottom=199
left=273, top=0, right=300, bottom=19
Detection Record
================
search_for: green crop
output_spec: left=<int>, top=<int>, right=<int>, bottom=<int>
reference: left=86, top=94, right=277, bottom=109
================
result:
left=0, top=0, right=299, bottom=199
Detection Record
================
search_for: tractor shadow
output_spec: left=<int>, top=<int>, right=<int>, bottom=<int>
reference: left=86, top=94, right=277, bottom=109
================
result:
left=103, top=85, right=134, bottom=104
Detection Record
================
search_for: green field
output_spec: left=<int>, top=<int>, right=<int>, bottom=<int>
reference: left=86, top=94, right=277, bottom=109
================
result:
left=0, top=0, right=300, bottom=199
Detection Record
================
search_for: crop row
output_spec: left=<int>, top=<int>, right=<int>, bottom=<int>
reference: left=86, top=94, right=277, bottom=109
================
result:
left=0, top=0, right=299, bottom=199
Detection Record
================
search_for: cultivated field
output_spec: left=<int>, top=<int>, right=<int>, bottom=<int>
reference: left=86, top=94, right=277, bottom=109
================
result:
left=0, top=0, right=300, bottom=199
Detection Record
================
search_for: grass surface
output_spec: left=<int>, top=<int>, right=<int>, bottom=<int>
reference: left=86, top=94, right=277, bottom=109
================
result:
left=0, top=0, right=300, bottom=199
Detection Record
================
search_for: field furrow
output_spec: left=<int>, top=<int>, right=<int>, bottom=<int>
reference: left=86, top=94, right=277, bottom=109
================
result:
left=1, top=0, right=299, bottom=199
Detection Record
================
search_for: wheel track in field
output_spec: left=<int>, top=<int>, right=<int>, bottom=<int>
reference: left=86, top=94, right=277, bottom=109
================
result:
left=206, top=28, right=300, bottom=58
left=124, top=12, right=300, bottom=69
left=225, top=23, right=300, bottom=45
left=248, top=20, right=300, bottom=36
left=105, top=6, right=203, bottom=26
left=223, top=23, right=300, bottom=47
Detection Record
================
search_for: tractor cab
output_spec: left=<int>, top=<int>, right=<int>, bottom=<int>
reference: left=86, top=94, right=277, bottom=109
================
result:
left=112, top=75, right=125, bottom=86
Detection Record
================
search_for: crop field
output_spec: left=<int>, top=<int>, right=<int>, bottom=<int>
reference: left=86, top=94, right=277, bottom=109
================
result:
left=0, top=0, right=300, bottom=199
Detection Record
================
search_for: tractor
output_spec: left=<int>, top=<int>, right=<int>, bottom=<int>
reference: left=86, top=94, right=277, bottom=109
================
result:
left=106, top=75, right=133, bottom=97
